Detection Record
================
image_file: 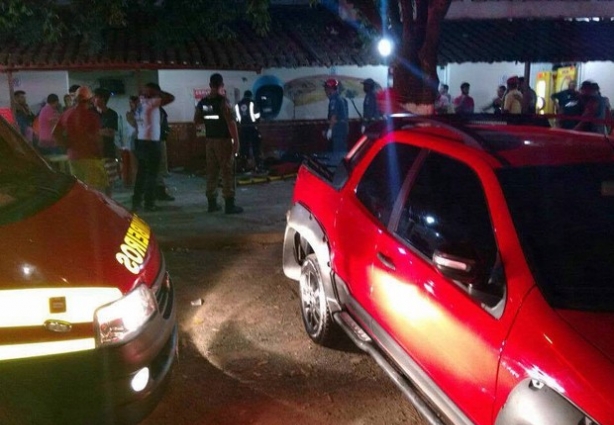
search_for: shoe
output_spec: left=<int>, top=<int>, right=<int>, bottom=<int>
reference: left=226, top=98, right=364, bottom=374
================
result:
left=156, top=185, right=175, bottom=201
left=224, top=197, right=244, bottom=214
left=207, top=197, right=221, bottom=213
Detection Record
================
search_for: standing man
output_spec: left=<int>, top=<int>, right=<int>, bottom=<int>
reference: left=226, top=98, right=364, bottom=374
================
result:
left=574, top=80, right=606, bottom=134
left=503, top=76, right=523, bottom=114
left=482, top=85, right=506, bottom=114
left=13, top=90, right=36, bottom=143
left=453, top=82, right=475, bottom=115
left=234, top=90, right=262, bottom=172
left=323, top=78, right=349, bottom=155
left=361, top=78, right=381, bottom=132
left=155, top=106, right=176, bottom=201
left=519, top=77, right=537, bottom=114
left=435, top=84, right=452, bottom=114
left=93, top=87, right=119, bottom=197
left=128, top=82, right=175, bottom=212
left=194, top=73, right=243, bottom=214
left=52, top=86, right=107, bottom=193
left=36, top=93, right=63, bottom=156
left=551, top=80, right=580, bottom=129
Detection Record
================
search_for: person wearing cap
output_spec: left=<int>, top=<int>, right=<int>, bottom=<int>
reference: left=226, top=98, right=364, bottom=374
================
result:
left=361, top=78, right=382, bottom=132
left=194, top=73, right=243, bottom=214
left=323, top=78, right=349, bottom=155
left=503, top=76, right=522, bottom=114
left=234, top=90, right=262, bottom=173
left=453, top=82, right=475, bottom=114
left=52, top=85, right=108, bottom=193
left=129, top=82, right=175, bottom=212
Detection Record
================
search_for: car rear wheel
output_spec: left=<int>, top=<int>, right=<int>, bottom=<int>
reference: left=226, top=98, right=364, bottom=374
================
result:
left=299, top=254, right=340, bottom=347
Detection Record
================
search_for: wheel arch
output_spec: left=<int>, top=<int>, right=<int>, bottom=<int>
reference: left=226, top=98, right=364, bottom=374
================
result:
left=495, top=378, right=588, bottom=425
left=282, top=203, right=341, bottom=313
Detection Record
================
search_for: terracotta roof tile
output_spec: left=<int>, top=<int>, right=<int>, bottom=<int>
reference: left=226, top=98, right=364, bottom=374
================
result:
left=0, top=7, right=613, bottom=71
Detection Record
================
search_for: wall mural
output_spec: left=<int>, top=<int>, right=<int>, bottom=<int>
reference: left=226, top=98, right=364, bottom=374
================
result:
left=283, top=74, right=382, bottom=107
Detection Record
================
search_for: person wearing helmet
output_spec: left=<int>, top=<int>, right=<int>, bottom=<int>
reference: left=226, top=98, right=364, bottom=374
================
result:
left=323, top=78, right=349, bottom=157
left=234, top=90, right=262, bottom=173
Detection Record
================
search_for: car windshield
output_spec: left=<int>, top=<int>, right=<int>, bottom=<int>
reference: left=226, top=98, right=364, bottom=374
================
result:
left=0, top=117, right=73, bottom=225
left=497, top=163, right=614, bottom=311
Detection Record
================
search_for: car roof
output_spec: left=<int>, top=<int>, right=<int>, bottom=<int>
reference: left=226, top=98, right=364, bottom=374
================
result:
left=374, top=115, right=614, bottom=169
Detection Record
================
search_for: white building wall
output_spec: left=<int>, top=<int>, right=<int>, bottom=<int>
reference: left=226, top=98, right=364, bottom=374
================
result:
left=2, top=61, right=613, bottom=145
left=159, top=65, right=389, bottom=122
left=578, top=61, right=614, bottom=101
left=0, top=70, right=68, bottom=114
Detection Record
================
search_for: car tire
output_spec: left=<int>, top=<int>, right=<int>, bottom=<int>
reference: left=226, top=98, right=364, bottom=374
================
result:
left=299, top=253, right=341, bottom=347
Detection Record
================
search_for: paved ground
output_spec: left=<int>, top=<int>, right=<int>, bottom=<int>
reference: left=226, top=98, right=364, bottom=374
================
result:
left=112, top=171, right=296, bottom=248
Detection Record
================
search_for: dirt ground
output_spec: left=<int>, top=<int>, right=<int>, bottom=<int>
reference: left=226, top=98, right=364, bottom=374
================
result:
left=140, top=240, right=426, bottom=425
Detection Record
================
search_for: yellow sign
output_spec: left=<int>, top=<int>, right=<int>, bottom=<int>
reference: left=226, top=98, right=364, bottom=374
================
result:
left=116, top=215, right=151, bottom=274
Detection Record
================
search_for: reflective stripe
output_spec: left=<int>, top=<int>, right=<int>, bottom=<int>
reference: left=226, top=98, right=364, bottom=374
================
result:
left=0, top=338, right=95, bottom=361
left=204, top=115, right=220, bottom=120
left=249, top=103, right=260, bottom=122
left=0, top=288, right=122, bottom=328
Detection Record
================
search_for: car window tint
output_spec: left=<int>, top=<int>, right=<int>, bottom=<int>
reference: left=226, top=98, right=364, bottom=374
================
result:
left=355, top=143, right=421, bottom=226
left=398, top=153, right=497, bottom=274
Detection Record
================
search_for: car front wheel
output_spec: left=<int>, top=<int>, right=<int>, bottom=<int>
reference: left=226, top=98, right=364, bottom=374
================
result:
left=299, top=254, right=340, bottom=347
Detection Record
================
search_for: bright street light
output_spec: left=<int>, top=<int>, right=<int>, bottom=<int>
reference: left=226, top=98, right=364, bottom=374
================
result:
left=378, top=38, right=393, bottom=58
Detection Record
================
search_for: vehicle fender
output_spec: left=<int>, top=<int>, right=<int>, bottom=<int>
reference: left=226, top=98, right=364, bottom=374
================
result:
left=282, top=203, right=341, bottom=312
left=495, top=378, right=585, bottom=425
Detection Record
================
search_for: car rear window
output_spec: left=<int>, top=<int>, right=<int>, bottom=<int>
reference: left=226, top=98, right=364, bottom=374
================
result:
left=497, top=163, right=614, bottom=311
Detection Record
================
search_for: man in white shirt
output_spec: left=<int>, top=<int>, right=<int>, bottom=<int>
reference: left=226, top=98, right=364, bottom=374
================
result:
left=127, top=82, right=175, bottom=212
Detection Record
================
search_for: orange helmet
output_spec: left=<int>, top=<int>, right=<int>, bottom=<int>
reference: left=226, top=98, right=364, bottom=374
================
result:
left=323, top=78, right=339, bottom=90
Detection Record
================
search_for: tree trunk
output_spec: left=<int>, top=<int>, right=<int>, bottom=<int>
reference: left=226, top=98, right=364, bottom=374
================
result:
left=390, top=0, right=451, bottom=115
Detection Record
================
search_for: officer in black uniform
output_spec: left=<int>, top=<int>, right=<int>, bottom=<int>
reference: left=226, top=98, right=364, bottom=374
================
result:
left=234, top=90, right=262, bottom=172
left=194, top=73, right=243, bottom=214
left=361, top=78, right=382, bottom=132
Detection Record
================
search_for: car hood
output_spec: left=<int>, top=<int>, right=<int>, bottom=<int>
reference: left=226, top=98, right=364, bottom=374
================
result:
left=0, top=182, right=161, bottom=294
left=557, top=309, right=614, bottom=364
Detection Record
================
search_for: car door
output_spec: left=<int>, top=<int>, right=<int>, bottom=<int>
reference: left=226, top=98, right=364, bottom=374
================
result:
left=333, top=141, right=421, bottom=315
left=370, top=151, right=508, bottom=425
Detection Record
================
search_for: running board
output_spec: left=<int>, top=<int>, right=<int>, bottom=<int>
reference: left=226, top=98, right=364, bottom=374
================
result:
left=334, top=311, right=448, bottom=425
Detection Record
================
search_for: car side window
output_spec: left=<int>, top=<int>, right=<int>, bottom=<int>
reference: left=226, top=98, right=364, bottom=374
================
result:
left=356, top=143, right=421, bottom=226
left=397, top=153, right=497, bottom=279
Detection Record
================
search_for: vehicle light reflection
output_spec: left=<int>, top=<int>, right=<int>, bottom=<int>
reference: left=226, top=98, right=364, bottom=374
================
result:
left=527, top=365, right=565, bottom=394
left=369, top=268, right=493, bottom=385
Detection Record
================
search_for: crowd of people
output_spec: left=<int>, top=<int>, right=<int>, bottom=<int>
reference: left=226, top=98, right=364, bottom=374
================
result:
left=434, top=77, right=611, bottom=135
left=11, top=72, right=613, bottom=216
left=14, top=83, right=176, bottom=211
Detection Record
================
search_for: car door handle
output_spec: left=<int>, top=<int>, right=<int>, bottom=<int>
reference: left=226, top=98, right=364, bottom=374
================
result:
left=376, top=252, right=396, bottom=271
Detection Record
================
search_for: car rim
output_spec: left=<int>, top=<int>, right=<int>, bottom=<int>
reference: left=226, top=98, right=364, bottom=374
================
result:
left=301, top=266, right=323, bottom=335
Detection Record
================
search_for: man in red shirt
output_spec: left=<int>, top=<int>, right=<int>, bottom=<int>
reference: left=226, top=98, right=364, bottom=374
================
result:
left=453, top=82, right=475, bottom=115
left=53, top=86, right=108, bottom=193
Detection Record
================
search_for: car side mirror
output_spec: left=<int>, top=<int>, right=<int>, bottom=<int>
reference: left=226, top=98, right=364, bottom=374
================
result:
left=432, top=243, right=481, bottom=285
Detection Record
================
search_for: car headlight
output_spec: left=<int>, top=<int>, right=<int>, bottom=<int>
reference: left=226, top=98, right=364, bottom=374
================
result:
left=94, top=284, right=157, bottom=346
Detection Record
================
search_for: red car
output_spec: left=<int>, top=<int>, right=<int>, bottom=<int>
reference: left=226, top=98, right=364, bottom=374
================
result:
left=0, top=116, right=177, bottom=424
left=283, top=115, right=614, bottom=425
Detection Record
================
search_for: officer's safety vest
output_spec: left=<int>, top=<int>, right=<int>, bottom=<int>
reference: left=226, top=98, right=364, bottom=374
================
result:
left=236, top=98, right=259, bottom=126
left=199, top=95, right=230, bottom=138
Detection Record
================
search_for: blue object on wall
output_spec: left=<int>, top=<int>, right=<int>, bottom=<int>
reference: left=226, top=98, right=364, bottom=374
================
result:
left=253, top=75, right=284, bottom=120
